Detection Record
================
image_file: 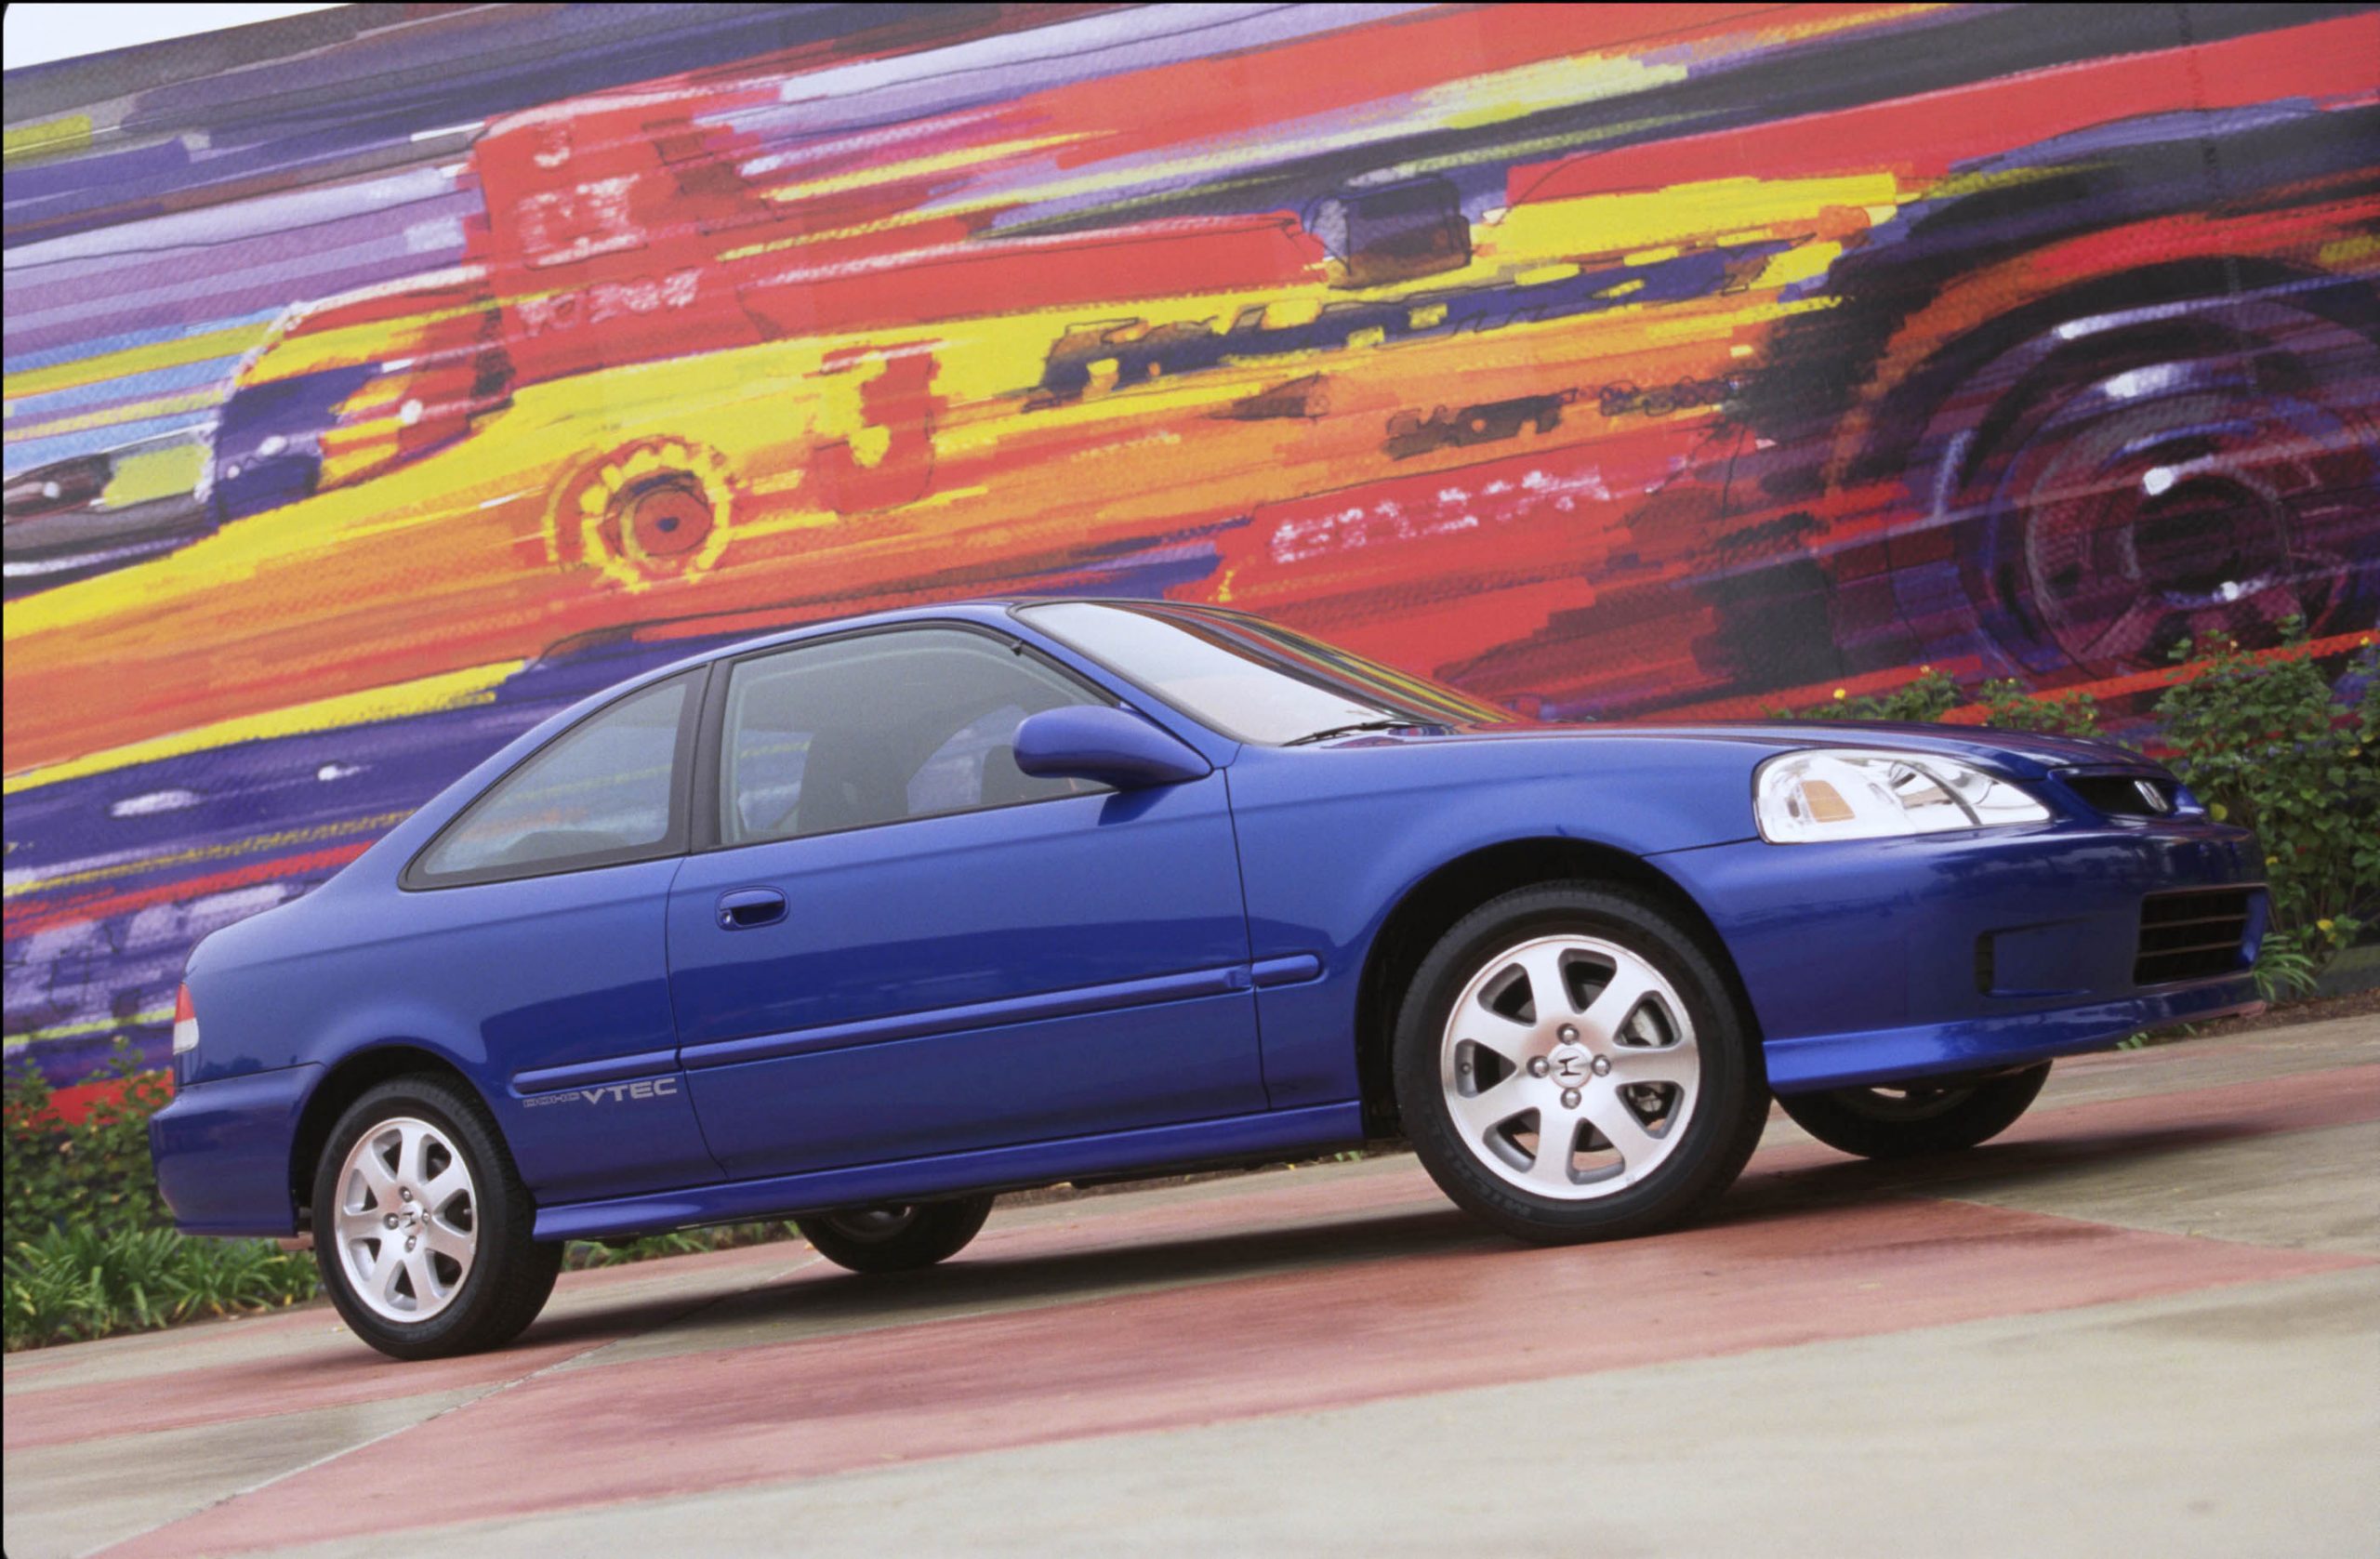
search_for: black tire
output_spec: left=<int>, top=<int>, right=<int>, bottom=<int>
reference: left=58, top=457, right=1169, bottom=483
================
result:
left=311, top=1075, right=561, bottom=1361
left=1391, top=882, right=1766, bottom=1245
left=1778, top=1063, right=2052, bottom=1159
left=796, top=1194, right=995, bottom=1274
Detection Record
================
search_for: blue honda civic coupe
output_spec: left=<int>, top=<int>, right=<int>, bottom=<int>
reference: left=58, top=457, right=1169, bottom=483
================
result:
left=152, top=601, right=2265, bottom=1357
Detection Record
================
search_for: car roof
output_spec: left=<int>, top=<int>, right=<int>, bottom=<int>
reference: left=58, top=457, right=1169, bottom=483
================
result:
left=611, top=596, right=1253, bottom=683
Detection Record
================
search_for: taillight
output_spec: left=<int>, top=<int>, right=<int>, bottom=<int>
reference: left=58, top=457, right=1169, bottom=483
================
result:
left=173, top=984, right=200, bottom=1055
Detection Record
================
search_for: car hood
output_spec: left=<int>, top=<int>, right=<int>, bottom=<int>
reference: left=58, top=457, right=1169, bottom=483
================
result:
left=1335, top=719, right=2154, bottom=779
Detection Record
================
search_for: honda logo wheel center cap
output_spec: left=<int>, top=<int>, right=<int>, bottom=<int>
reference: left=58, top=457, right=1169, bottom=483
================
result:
left=1548, top=1044, right=1594, bottom=1087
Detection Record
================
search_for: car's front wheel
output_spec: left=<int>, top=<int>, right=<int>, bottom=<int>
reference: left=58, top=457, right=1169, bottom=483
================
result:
left=796, top=1195, right=995, bottom=1274
left=312, top=1076, right=561, bottom=1360
left=1393, top=883, right=1766, bottom=1244
left=1777, top=1064, right=2052, bottom=1159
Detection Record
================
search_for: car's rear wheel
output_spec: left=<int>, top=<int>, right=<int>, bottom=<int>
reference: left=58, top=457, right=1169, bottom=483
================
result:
left=796, top=1194, right=995, bottom=1274
left=1392, top=883, right=1766, bottom=1244
left=312, top=1076, right=561, bottom=1360
left=1777, top=1063, right=2051, bottom=1159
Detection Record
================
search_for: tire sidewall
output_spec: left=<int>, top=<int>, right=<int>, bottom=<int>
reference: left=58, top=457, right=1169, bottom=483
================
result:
left=312, top=1077, right=534, bottom=1359
left=1392, top=884, right=1765, bottom=1242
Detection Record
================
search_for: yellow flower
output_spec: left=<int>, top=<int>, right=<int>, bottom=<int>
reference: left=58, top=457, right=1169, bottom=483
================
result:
left=1832, top=688, right=1847, bottom=701
left=2318, top=918, right=2335, bottom=935
left=2209, top=802, right=2228, bottom=822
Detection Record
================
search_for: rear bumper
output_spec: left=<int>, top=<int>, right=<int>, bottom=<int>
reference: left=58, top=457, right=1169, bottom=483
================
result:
left=149, top=1063, right=319, bottom=1236
left=1659, top=820, right=2266, bottom=1094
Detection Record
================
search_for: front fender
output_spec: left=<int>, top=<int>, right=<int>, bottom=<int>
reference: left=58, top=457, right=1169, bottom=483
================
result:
left=1223, top=736, right=1760, bottom=1104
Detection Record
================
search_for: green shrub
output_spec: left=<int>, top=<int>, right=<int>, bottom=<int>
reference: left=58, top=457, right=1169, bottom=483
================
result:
left=2153, top=625, right=2378, bottom=986
left=3, top=1042, right=176, bottom=1243
left=6, top=1224, right=318, bottom=1350
left=1976, top=678, right=2102, bottom=737
left=1778, top=667, right=1962, bottom=722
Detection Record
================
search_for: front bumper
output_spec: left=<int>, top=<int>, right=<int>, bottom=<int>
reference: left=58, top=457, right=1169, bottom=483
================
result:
left=1659, top=820, right=2265, bottom=1094
left=149, top=1063, right=319, bottom=1236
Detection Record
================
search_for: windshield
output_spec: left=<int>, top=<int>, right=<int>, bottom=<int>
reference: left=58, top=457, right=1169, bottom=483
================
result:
left=1017, top=601, right=1517, bottom=745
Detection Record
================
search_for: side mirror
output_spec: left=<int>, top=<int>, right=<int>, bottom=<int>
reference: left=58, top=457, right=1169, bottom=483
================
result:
left=1013, top=706, right=1211, bottom=789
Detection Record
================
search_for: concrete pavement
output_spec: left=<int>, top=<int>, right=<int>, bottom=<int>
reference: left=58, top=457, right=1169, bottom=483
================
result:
left=7, top=1015, right=2376, bottom=1558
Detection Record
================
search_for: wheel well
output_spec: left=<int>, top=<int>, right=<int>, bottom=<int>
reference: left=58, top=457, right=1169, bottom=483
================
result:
left=1349, top=839, right=1756, bottom=1136
left=288, top=1046, right=476, bottom=1223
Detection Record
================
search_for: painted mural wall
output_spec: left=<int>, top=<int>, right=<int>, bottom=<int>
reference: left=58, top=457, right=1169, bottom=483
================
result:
left=6, top=2, right=2377, bottom=1089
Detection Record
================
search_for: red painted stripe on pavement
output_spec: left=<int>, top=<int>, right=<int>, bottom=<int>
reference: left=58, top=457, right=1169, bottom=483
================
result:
left=18, top=1059, right=2375, bottom=1453
left=109, top=1205, right=2366, bottom=1555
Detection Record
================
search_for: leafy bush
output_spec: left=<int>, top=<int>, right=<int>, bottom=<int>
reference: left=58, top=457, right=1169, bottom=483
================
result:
left=2153, top=626, right=2378, bottom=991
left=1775, top=667, right=2100, bottom=734
left=1782, top=667, right=1962, bottom=723
left=4, top=1043, right=176, bottom=1241
left=7, top=1224, right=317, bottom=1350
left=1976, top=678, right=2102, bottom=737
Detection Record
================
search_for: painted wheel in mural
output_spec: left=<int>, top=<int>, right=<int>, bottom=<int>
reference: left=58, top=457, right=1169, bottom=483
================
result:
left=1910, top=289, right=2378, bottom=678
left=548, top=437, right=737, bottom=590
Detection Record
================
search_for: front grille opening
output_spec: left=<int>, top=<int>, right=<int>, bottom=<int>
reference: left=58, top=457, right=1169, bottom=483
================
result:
left=2068, top=773, right=2182, bottom=818
left=2134, top=889, right=2252, bottom=985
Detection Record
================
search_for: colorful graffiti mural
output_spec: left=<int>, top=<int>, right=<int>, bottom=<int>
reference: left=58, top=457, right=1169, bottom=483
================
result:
left=6, top=2, right=2377, bottom=1089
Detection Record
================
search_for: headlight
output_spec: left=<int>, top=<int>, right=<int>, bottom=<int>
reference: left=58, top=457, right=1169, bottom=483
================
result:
left=1755, top=748, right=2051, bottom=843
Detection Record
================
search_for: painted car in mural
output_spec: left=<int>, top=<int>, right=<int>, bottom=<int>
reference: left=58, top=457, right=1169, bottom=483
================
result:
left=5, top=2, right=2376, bottom=1090
left=149, top=600, right=2266, bottom=1357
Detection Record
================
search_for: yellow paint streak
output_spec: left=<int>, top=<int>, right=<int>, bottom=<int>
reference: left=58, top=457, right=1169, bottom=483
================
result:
left=759, top=132, right=1088, bottom=205
left=4, top=115, right=92, bottom=164
left=11, top=1006, right=176, bottom=1047
left=3, top=661, right=525, bottom=796
left=2319, top=235, right=2380, bottom=268
left=7, top=813, right=415, bottom=898
left=2, top=322, right=268, bottom=401
left=1421, top=54, right=1686, bottom=133
left=1491, top=174, right=1900, bottom=260
left=9, top=390, right=220, bottom=442
left=1753, top=239, right=1844, bottom=291
left=100, top=443, right=208, bottom=508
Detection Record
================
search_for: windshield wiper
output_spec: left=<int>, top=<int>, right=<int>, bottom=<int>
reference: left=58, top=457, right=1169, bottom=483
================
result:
left=1286, top=719, right=1423, bottom=746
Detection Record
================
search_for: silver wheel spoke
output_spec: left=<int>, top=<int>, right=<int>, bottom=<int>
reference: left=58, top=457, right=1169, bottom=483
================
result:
left=375, top=1245, right=410, bottom=1307
left=403, top=1248, right=441, bottom=1305
left=1514, top=945, right=1579, bottom=1023
left=1448, top=1076, right=1529, bottom=1143
left=423, top=1217, right=474, bottom=1264
left=1608, top=1040, right=1698, bottom=1089
left=1580, top=963, right=1659, bottom=1046
left=1526, top=1105, right=1581, bottom=1188
left=1581, top=1087, right=1660, bottom=1178
left=421, top=1161, right=470, bottom=1217
left=334, top=1205, right=385, bottom=1244
left=354, top=1143, right=401, bottom=1204
left=1458, top=989, right=1531, bottom=1056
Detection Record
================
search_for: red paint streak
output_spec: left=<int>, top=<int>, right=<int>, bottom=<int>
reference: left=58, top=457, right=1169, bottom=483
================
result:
left=3, top=841, right=374, bottom=940
left=1512, top=14, right=2380, bottom=202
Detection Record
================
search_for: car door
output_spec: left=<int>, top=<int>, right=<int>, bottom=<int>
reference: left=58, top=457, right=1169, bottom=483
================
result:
left=666, top=623, right=1264, bottom=1180
left=394, top=668, right=720, bottom=1203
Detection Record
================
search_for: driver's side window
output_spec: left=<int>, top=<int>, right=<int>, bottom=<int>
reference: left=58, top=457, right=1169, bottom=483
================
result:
left=719, top=628, right=1105, bottom=846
